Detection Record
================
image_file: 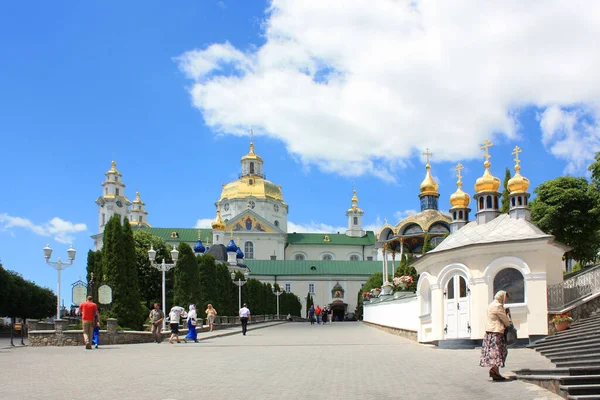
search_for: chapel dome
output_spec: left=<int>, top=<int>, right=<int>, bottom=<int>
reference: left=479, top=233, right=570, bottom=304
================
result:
left=450, top=184, right=471, bottom=208
left=241, top=142, right=263, bottom=163
left=219, top=177, right=284, bottom=202
left=474, top=161, right=501, bottom=193
left=419, top=164, right=439, bottom=197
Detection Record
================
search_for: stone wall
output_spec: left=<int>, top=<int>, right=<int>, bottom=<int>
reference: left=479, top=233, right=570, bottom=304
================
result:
left=547, top=293, right=600, bottom=335
left=28, top=315, right=285, bottom=347
left=362, top=321, right=418, bottom=342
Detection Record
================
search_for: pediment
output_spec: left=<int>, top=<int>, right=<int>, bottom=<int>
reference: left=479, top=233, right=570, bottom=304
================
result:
left=225, top=210, right=282, bottom=233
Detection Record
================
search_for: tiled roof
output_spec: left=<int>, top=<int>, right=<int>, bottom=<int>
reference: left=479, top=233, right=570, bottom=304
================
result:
left=286, top=231, right=376, bottom=246
left=430, top=214, right=552, bottom=253
left=245, top=260, right=381, bottom=276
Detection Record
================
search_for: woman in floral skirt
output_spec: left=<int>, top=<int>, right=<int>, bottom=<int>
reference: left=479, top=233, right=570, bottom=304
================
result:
left=480, top=290, right=512, bottom=381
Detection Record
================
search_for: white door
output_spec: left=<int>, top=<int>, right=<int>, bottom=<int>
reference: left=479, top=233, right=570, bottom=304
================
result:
left=444, top=275, right=471, bottom=339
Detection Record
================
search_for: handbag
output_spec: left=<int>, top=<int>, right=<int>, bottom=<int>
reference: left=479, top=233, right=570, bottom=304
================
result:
left=505, top=323, right=517, bottom=345
left=191, top=318, right=197, bottom=326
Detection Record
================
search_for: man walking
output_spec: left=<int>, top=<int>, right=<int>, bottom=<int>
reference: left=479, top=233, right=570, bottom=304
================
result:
left=315, top=305, right=322, bottom=324
left=239, top=303, right=251, bottom=336
left=308, top=305, right=315, bottom=325
left=78, top=296, right=99, bottom=350
left=149, top=303, right=164, bottom=343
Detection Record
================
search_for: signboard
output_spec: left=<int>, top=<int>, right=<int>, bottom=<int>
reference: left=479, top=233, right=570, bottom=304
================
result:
left=72, top=283, right=87, bottom=305
left=98, top=284, right=113, bottom=305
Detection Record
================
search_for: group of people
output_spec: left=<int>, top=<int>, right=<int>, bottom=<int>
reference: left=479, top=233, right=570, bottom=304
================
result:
left=308, top=305, right=332, bottom=325
left=149, top=303, right=219, bottom=344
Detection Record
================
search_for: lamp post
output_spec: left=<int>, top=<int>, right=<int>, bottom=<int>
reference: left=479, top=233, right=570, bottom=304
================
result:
left=231, top=270, right=249, bottom=310
left=273, top=287, right=284, bottom=319
left=43, top=244, right=76, bottom=321
left=148, top=245, right=179, bottom=331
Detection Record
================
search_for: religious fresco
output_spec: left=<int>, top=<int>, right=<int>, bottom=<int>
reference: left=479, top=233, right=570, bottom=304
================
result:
left=227, top=215, right=275, bottom=232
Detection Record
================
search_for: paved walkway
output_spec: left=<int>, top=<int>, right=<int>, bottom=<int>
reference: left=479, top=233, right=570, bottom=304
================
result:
left=0, top=322, right=560, bottom=400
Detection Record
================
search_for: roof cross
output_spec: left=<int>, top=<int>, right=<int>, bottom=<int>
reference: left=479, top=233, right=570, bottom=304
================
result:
left=454, top=163, right=464, bottom=181
left=422, top=148, right=433, bottom=165
left=481, top=140, right=494, bottom=162
left=512, top=146, right=522, bottom=166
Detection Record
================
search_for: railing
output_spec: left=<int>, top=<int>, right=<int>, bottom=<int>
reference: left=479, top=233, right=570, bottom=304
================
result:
left=548, top=264, right=600, bottom=311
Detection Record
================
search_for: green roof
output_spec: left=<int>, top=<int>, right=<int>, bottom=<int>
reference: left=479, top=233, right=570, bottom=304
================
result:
left=286, top=231, right=376, bottom=246
left=134, top=227, right=213, bottom=243
left=245, top=260, right=381, bottom=276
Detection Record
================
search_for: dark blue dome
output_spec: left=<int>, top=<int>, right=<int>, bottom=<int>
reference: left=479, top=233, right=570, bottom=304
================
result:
left=193, top=239, right=206, bottom=254
left=236, top=247, right=244, bottom=259
left=226, top=239, right=238, bottom=252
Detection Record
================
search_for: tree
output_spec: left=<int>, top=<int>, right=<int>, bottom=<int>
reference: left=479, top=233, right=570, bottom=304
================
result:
left=173, top=243, right=201, bottom=308
left=501, top=168, right=511, bottom=213
left=531, top=176, right=600, bottom=264
left=133, top=229, right=172, bottom=311
left=306, top=292, right=314, bottom=317
left=421, top=234, right=433, bottom=254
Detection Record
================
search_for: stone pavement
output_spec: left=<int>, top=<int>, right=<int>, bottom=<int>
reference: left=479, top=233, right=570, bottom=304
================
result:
left=0, top=322, right=560, bottom=400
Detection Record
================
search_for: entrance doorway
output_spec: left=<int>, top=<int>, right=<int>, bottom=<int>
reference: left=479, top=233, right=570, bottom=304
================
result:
left=443, top=275, right=470, bottom=339
left=330, top=300, right=346, bottom=321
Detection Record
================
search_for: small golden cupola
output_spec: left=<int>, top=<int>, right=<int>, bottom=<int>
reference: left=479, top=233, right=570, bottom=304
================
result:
left=418, top=149, right=440, bottom=211
left=241, top=142, right=264, bottom=163
left=211, top=210, right=226, bottom=231
left=348, top=189, right=363, bottom=213
left=507, top=146, right=530, bottom=194
left=346, top=187, right=365, bottom=238
left=450, top=164, right=471, bottom=209
left=105, top=160, right=122, bottom=178
left=474, top=140, right=501, bottom=193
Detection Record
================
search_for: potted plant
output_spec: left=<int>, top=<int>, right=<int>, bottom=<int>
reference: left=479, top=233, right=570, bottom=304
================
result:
left=552, top=313, right=573, bottom=332
left=382, top=282, right=394, bottom=295
left=372, top=287, right=381, bottom=297
left=393, top=275, right=414, bottom=291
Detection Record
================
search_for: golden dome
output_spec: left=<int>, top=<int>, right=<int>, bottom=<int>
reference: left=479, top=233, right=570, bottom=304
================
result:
left=241, top=142, right=263, bottom=162
left=211, top=210, right=226, bottom=231
left=474, top=160, right=501, bottom=193
left=450, top=163, right=470, bottom=208
left=507, top=146, right=530, bottom=193
left=347, top=189, right=363, bottom=213
left=132, top=191, right=145, bottom=205
left=419, top=163, right=439, bottom=197
left=105, top=160, right=122, bottom=177
left=219, top=176, right=284, bottom=202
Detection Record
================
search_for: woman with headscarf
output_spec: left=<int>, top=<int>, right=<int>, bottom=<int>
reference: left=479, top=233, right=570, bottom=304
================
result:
left=480, top=290, right=512, bottom=381
left=185, top=305, right=198, bottom=343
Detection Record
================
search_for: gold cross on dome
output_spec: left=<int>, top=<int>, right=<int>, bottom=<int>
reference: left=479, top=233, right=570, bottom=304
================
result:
left=481, top=140, right=494, bottom=162
left=454, top=163, right=464, bottom=181
left=512, top=146, right=522, bottom=166
left=197, top=229, right=201, bottom=240
left=422, top=148, right=433, bottom=164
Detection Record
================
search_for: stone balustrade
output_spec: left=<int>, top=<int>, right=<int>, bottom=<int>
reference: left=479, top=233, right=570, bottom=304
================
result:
left=28, top=315, right=287, bottom=347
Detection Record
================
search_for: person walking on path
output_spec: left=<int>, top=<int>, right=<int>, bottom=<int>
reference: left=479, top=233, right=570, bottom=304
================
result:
left=168, top=306, right=185, bottom=344
left=321, top=307, right=329, bottom=325
left=78, top=296, right=99, bottom=350
left=185, top=305, right=198, bottom=343
left=315, top=305, right=322, bottom=324
left=149, top=303, right=164, bottom=343
left=239, top=303, right=251, bottom=336
left=308, top=306, right=315, bottom=325
left=480, top=290, right=512, bottom=381
left=205, top=304, right=217, bottom=332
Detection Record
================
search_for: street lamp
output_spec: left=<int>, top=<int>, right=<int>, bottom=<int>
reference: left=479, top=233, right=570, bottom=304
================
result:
left=148, top=245, right=179, bottom=331
left=273, top=287, right=284, bottom=319
left=43, top=244, right=76, bottom=321
left=231, top=270, right=249, bottom=310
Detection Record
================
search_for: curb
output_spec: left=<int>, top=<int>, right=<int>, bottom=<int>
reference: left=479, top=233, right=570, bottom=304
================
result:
left=196, top=321, right=288, bottom=342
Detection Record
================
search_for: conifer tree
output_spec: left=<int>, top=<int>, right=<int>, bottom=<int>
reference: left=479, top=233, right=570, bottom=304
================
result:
left=501, top=168, right=511, bottom=213
left=421, top=234, right=433, bottom=254
left=119, top=217, right=144, bottom=329
left=173, top=243, right=201, bottom=308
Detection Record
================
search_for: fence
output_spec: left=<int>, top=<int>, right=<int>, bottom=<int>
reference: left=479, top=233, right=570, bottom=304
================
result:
left=548, top=264, right=600, bottom=312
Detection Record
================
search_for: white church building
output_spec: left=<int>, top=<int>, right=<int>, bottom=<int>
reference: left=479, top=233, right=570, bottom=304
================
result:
left=364, top=143, right=569, bottom=345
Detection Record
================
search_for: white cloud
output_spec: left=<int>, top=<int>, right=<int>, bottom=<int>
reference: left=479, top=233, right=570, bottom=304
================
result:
left=538, top=106, right=600, bottom=174
left=177, top=0, right=600, bottom=178
left=0, top=214, right=87, bottom=244
left=288, top=221, right=346, bottom=234
left=393, top=209, right=418, bottom=223
left=194, top=218, right=214, bottom=229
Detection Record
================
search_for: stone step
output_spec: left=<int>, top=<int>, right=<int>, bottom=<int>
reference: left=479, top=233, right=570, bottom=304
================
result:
left=568, top=395, right=600, bottom=400
left=542, top=344, right=600, bottom=358
left=560, top=384, right=600, bottom=396
left=552, top=354, right=600, bottom=364
left=571, top=318, right=600, bottom=329
left=541, top=327, right=600, bottom=342
left=515, top=368, right=571, bottom=377
left=555, top=359, right=600, bottom=368
left=561, top=376, right=600, bottom=386
left=534, top=335, right=600, bottom=350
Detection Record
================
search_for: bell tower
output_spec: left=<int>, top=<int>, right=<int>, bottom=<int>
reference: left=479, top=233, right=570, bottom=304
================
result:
left=346, top=188, right=365, bottom=237
left=95, top=161, right=131, bottom=234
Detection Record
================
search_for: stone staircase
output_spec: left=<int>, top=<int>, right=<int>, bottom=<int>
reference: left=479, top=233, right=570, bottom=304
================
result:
left=516, top=313, right=600, bottom=399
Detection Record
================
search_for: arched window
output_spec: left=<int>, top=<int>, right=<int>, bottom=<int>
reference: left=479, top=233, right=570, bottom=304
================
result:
left=138, top=216, right=142, bottom=223
left=294, top=253, right=305, bottom=261
left=105, top=188, right=108, bottom=195
left=244, top=242, right=254, bottom=259
left=453, top=211, right=457, bottom=220
left=116, top=188, right=120, bottom=196
left=250, top=162, right=255, bottom=174
left=322, top=254, right=333, bottom=261
left=349, top=255, right=360, bottom=261
left=486, top=196, right=492, bottom=209
left=494, top=196, right=499, bottom=209
left=479, top=197, right=484, bottom=210
left=274, top=220, right=279, bottom=227
left=512, top=197, right=516, bottom=207
left=459, top=210, right=463, bottom=219
left=353, top=216, right=358, bottom=225
left=524, top=197, right=528, bottom=205
left=493, top=268, right=525, bottom=304
left=518, top=196, right=523, bottom=206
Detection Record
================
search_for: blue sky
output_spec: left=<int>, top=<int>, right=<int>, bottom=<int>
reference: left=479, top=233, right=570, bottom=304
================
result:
left=1, top=1, right=599, bottom=305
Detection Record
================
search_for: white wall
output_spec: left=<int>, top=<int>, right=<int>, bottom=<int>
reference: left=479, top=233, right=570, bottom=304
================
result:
left=363, top=297, right=419, bottom=332
left=286, top=244, right=377, bottom=261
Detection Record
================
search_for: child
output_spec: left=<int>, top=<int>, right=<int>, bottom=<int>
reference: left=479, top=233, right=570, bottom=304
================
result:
left=92, top=317, right=100, bottom=349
